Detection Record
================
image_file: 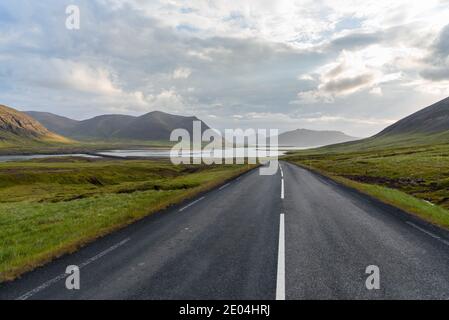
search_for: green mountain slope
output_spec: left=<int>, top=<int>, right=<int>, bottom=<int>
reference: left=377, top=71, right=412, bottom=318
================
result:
left=314, top=96, right=449, bottom=153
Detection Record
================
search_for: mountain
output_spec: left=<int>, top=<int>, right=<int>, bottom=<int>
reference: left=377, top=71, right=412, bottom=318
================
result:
left=375, top=96, right=449, bottom=137
left=278, top=128, right=359, bottom=147
left=70, top=115, right=136, bottom=139
left=0, top=105, right=71, bottom=146
left=317, top=96, right=449, bottom=152
left=112, top=111, right=207, bottom=141
left=25, top=111, right=78, bottom=136
left=26, top=110, right=211, bottom=141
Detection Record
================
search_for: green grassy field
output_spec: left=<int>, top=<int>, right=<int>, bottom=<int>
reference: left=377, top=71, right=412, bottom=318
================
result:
left=285, top=142, right=449, bottom=229
left=0, top=157, right=252, bottom=282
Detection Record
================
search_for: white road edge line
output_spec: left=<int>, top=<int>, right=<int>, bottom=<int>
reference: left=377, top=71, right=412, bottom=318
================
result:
left=406, top=221, right=449, bottom=246
left=219, top=183, right=231, bottom=191
left=16, top=237, right=131, bottom=300
left=281, top=179, right=285, bottom=199
left=179, top=196, right=206, bottom=212
left=276, top=214, right=286, bottom=300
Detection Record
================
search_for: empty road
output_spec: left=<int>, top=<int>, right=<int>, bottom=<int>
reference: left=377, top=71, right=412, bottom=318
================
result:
left=1, top=161, right=449, bottom=300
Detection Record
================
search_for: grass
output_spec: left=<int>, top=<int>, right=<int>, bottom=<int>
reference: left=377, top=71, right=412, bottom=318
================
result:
left=0, top=137, right=174, bottom=155
left=285, top=142, right=449, bottom=229
left=0, top=157, right=253, bottom=282
left=310, top=131, right=449, bottom=153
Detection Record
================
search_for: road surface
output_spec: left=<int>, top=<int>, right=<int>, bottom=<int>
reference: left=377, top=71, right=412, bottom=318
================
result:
left=1, top=161, right=449, bottom=300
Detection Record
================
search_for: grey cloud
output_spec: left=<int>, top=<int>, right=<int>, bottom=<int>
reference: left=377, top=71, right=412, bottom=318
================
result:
left=433, top=24, right=449, bottom=58
left=420, top=67, right=449, bottom=81
left=325, top=63, right=345, bottom=78
left=420, top=24, right=449, bottom=81
left=326, top=23, right=434, bottom=53
left=323, top=74, right=375, bottom=93
left=328, top=32, right=381, bottom=51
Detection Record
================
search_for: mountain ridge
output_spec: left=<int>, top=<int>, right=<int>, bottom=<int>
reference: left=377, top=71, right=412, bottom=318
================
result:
left=26, top=110, right=211, bottom=141
left=315, top=96, right=449, bottom=152
left=278, top=128, right=359, bottom=147
left=0, top=105, right=71, bottom=146
left=375, top=96, right=449, bottom=137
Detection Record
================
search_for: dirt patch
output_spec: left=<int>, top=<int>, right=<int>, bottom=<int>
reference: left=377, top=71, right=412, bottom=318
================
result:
left=342, top=175, right=425, bottom=189
left=86, top=176, right=104, bottom=186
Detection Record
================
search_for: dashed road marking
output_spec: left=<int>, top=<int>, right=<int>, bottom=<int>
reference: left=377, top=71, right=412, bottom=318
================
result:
left=16, top=238, right=131, bottom=300
left=281, top=179, right=285, bottom=199
left=276, top=214, right=285, bottom=300
left=219, top=183, right=231, bottom=191
left=179, top=196, right=206, bottom=212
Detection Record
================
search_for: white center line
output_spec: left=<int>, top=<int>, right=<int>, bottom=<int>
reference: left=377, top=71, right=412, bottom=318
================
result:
left=219, top=183, right=231, bottom=191
left=281, top=179, right=284, bottom=199
left=16, top=237, right=131, bottom=300
left=406, top=221, right=449, bottom=246
left=279, top=164, right=284, bottom=178
left=276, top=214, right=285, bottom=300
left=179, top=196, right=206, bottom=212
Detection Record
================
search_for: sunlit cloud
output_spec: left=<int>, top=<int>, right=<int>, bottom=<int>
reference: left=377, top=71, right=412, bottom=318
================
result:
left=0, top=0, right=448, bottom=137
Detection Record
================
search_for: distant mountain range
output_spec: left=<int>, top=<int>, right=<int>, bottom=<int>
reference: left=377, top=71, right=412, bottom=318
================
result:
left=26, top=110, right=211, bottom=141
left=0, top=105, right=71, bottom=147
left=3, top=96, right=449, bottom=150
left=278, top=129, right=359, bottom=147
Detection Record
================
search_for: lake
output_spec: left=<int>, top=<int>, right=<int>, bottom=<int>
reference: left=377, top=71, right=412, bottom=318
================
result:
left=0, top=146, right=310, bottom=163
left=0, top=154, right=100, bottom=163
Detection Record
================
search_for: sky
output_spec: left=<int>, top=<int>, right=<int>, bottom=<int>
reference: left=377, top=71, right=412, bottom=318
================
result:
left=1, top=0, right=449, bottom=137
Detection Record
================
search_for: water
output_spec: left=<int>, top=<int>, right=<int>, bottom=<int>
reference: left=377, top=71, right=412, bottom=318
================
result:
left=0, top=154, right=100, bottom=163
left=0, top=146, right=311, bottom=163
left=98, top=146, right=310, bottom=159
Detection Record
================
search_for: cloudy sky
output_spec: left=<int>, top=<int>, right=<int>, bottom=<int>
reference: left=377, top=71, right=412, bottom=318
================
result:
left=1, top=0, right=449, bottom=136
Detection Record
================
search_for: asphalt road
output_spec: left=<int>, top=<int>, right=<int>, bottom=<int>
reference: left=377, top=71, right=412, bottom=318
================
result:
left=1, top=161, right=449, bottom=300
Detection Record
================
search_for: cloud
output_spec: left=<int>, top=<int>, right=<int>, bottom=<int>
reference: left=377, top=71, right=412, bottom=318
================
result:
left=293, top=50, right=402, bottom=103
left=418, top=23, right=449, bottom=82
left=420, top=67, right=449, bottom=81
left=323, top=73, right=376, bottom=94
left=433, top=23, right=449, bottom=58
left=1, top=0, right=449, bottom=137
left=173, top=67, right=192, bottom=79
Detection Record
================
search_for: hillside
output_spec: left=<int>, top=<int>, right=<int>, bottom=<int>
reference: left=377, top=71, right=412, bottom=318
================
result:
left=25, top=111, right=78, bottom=136
left=375, top=96, right=449, bottom=137
left=0, top=105, right=72, bottom=148
left=27, top=110, right=211, bottom=141
left=70, top=115, right=136, bottom=139
left=278, top=128, right=358, bottom=147
left=312, top=96, right=449, bottom=152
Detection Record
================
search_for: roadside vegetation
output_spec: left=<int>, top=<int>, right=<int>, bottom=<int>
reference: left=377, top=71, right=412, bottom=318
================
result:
left=0, top=157, right=252, bottom=282
left=285, top=142, right=449, bottom=229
